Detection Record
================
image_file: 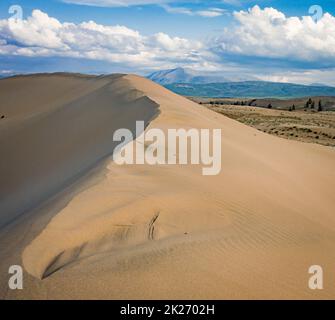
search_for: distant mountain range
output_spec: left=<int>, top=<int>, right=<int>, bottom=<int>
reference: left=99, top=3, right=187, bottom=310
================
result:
left=147, top=68, right=335, bottom=98
left=0, top=73, right=16, bottom=79
left=166, top=82, right=335, bottom=99
left=147, top=67, right=228, bottom=85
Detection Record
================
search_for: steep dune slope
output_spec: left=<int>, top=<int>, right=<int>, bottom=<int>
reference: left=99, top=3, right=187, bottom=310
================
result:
left=0, top=74, right=159, bottom=227
left=1, top=74, right=335, bottom=299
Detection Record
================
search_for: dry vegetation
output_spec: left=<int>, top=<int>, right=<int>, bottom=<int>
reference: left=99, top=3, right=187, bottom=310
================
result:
left=197, top=102, right=335, bottom=147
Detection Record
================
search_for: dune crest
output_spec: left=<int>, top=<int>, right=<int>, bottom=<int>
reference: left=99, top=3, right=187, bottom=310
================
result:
left=3, top=74, right=335, bottom=299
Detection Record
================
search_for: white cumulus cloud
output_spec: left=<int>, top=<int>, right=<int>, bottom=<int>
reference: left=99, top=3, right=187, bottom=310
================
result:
left=213, top=5, right=335, bottom=63
left=0, top=9, right=207, bottom=69
left=161, top=5, right=227, bottom=18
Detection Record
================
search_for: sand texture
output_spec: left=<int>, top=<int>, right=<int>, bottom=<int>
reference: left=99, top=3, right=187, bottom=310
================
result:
left=0, top=74, right=335, bottom=299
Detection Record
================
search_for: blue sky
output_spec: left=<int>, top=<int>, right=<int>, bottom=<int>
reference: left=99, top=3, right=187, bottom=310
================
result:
left=1, top=1, right=335, bottom=37
left=0, top=0, right=335, bottom=85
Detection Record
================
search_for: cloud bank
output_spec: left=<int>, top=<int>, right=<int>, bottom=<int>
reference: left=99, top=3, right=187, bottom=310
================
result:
left=161, top=5, right=228, bottom=17
left=0, top=6, right=334, bottom=84
left=0, top=9, right=209, bottom=69
left=213, top=5, right=335, bottom=64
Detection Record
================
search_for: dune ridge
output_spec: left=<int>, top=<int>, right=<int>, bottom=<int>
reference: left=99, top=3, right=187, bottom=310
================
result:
left=1, top=74, right=335, bottom=299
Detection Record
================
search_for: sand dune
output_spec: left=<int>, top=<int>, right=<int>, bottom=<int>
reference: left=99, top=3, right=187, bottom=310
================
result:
left=1, top=74, right=335, bottom=299
left=0, top=74, right=158, bottom=228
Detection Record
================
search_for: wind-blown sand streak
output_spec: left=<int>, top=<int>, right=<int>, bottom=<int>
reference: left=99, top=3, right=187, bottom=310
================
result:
left=1, top=74, right=335, bottom=299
